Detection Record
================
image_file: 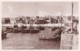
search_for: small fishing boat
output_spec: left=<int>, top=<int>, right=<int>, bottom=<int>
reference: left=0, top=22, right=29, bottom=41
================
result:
left=21, top=25, right=30, bottom=33
left=13, top=25, right=21, bottom=33
left=52, top=27, right=60, bottom=31
left=30, top=29, right=40, bottom=33
left=37, top=26, right=45, bottom=30
left=6, top=27, right=13, bottom=33
left=39, top=35, right=60, bottom=40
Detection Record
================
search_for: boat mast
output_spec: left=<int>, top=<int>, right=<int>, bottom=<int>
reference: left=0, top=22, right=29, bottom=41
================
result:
left=71, top=2, right=73, bottom=33
left=61, top=11, right=62, bottom=27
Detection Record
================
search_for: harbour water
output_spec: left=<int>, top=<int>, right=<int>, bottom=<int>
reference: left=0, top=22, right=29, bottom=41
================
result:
left=2, top=28, right=60, bottom=49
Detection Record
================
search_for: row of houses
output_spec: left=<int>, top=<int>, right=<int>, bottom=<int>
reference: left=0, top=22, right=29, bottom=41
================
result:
left=2, top=16, right=78, bottom=24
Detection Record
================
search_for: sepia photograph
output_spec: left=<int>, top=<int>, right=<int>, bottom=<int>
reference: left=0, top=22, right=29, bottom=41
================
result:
left=1, top=2, right=78, bottom=50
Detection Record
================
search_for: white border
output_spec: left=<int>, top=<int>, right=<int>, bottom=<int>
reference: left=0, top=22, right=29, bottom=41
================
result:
left=0, top=0, right=79, bottom=51
left=1, top=0, right=79, bottom=2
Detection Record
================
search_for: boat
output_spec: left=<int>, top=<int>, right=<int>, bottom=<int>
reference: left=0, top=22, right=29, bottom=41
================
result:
left=52, top=27, right=60, bottom=31
left=22, top=26, right=30, bottom=33
left=6, top=27, right=13, bottom=33
left=13, top=25, right=21, bottom=33
left=39, top=35, right=60, bottom=40
left=37, top=26, right=45, bottom=30
left=39, top=27, right=63, bottom=40
left=30, top=29, right=40, bottom=33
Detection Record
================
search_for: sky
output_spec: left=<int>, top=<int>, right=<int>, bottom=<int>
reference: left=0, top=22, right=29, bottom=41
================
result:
left=2, top=2, right=78, bottom=17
